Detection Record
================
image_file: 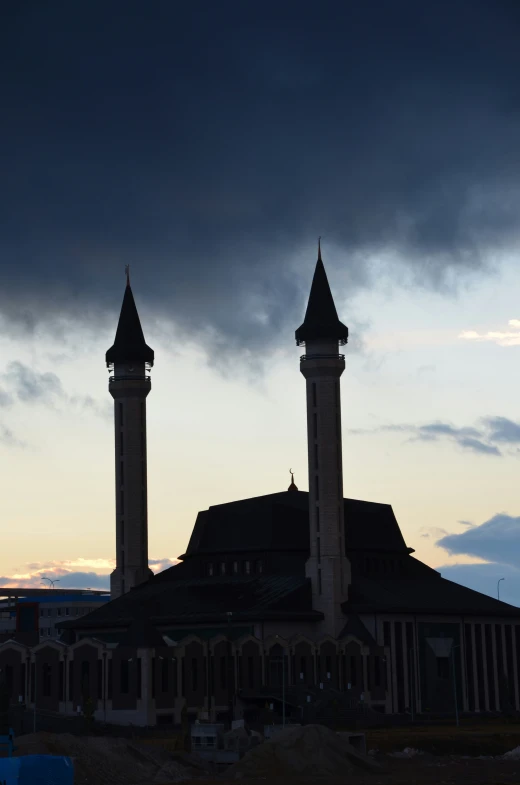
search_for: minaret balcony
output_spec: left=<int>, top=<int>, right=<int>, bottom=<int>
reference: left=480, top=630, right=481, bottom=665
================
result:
left=109, top=374, right=151, bottom=382
left=300, top=354, right=345, bottom=362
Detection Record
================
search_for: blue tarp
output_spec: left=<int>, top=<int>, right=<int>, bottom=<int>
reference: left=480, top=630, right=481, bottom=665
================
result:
left=0, top=755, right=74, bottom=785
left=0, top=757, right=20, bottom=785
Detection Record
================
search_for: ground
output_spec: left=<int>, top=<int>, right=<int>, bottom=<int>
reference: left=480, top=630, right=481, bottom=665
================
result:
left=143, top=719, right=520, bottom=784
left=3, top=719, right=520, bottom=784
left=188, top=759, right=520, bottom=784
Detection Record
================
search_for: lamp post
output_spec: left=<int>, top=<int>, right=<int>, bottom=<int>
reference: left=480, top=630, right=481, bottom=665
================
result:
left=41, top=577, right=60, bottom=589
left=498, top=578, right=505, bottom=601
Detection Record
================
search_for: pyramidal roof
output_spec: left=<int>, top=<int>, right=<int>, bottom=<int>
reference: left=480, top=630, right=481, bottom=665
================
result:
left=295, top=243, right=348, bottom=346
left=106, top=278, right=154, bottom=366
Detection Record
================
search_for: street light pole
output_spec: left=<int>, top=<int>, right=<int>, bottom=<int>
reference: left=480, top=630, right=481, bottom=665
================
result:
left=41, top=577, right=60, bottom=589
left=498, top=578, right=505, bottom=601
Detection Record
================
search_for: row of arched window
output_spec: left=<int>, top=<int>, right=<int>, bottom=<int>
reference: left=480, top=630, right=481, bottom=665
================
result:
left=364, top=557, right=404, bottom=575
left=206, top=559, right=263, bottom=577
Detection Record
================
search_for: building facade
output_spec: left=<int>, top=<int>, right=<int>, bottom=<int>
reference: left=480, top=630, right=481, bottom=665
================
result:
left=1, top=252, right=518, bottom=727
left=0, top=615, right=519, bottom=725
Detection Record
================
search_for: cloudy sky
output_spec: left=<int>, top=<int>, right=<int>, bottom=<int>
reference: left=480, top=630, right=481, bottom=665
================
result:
left=1, top=0, right=520, bottom=603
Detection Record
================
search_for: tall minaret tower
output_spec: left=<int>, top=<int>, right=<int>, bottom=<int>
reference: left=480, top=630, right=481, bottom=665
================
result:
left=106, top=268, right=154, bottom=599
left=296, top=242, right=351, bottom=638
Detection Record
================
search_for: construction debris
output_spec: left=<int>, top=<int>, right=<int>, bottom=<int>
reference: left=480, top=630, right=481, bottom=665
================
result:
left=389, top=747, right=424, bottom=758
left=226, top=723, right=381, bottom=780
left=12, top=732, right=196, bottom=785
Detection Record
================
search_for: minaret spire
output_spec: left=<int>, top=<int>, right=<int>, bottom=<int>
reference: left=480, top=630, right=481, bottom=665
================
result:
left=295, top=243, right=348, bottom=347
left=106, top=277, right=154, bottom=599
left=297, top=243, right=351, bottom=638
left=106, top=280, right=154, bottom=367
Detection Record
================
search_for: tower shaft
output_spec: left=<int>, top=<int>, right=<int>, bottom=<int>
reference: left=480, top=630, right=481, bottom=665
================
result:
left=302, top=351, right=351, bottom=638
left=110, top=372, right=152, bottom=598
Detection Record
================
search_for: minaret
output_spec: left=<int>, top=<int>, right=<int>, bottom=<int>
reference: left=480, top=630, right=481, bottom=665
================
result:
left=296, top=241, right=351, bottom=638
left=106, top=268, right=154, bottom=599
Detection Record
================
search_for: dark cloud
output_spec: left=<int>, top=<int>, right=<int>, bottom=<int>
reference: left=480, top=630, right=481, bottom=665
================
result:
left=46, top=571, right=110, bottom=590
left=2, top=1, right=520, bottom=350
left=0, top=362, right=110, bottom=420
left=1, top=362, right=63, bottom=405
left=454, top=437, right=500, bottom=456
left=437, top=562, right=520, bottom=607
left=416, top=423, right=500, bottom=455
left=437, top=513, right=520, bottom=567
left=482, top=416, right=520, bottom=443
left=419, top=423, right=481, bottom=439
left=434, top=512, right=520, bottom=605
left=0, top=570, right=110, bottom=591
left=350, top=416, right=520, bottom=456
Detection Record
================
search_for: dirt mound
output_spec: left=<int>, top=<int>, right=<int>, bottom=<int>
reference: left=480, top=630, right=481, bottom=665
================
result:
left=226, top=724, right=381, bottom=781
left=14, top=732, right=194, bottom=785
left=501, top=746, right=520, bottom=760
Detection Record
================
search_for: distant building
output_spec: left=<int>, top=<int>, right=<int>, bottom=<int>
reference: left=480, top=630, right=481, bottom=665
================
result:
left=1, top=250, right=519, bottom=726
left=0, top=593, right=110, bottom=642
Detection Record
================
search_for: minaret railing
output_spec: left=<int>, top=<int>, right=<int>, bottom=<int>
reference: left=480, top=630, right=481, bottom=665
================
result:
left=108, top=375, right=150, bottom=382
left=300, top=354, right=345, bottom=362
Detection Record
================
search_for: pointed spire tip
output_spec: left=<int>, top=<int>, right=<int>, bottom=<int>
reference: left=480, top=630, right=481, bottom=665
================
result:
left=288, top=468, right=298, bottom=492
left=105, top=268, right=154, bottom=367
left=294, top=237, right=349, bottom=346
